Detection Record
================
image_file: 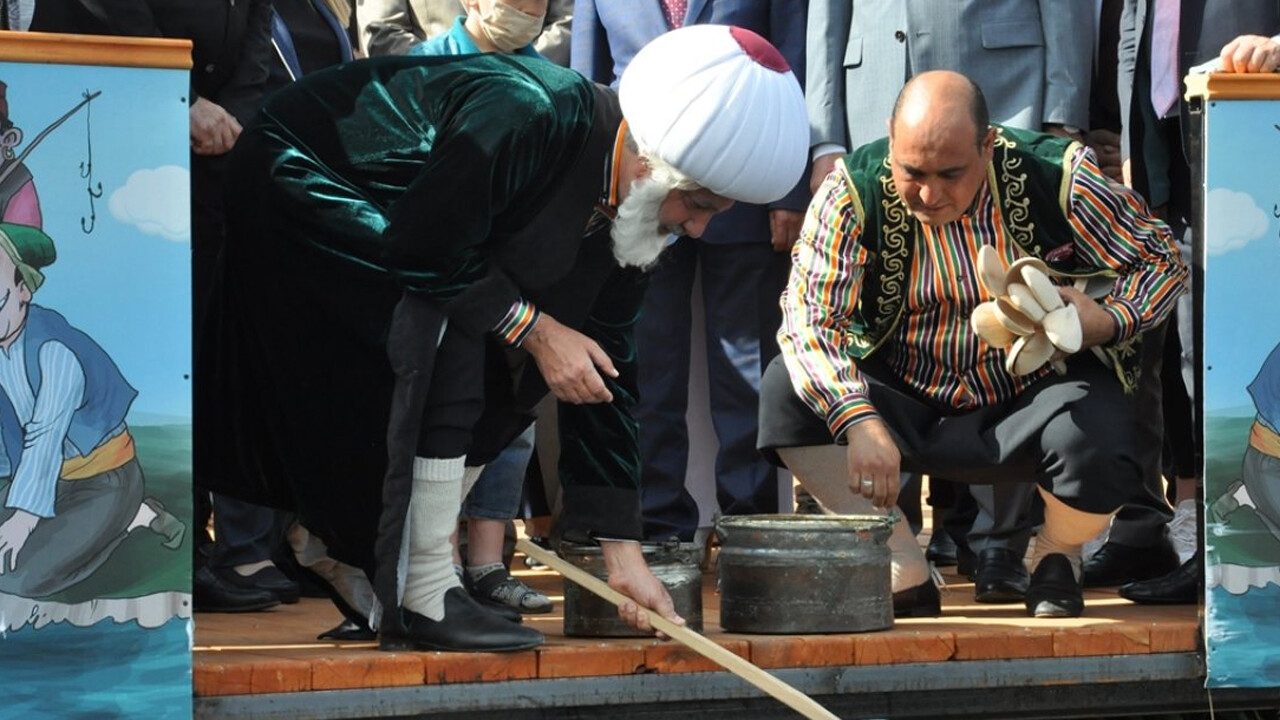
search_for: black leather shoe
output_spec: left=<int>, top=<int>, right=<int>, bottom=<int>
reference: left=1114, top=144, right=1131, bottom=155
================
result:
left=1119, top=555, right=1200, bottom=605
left=973, top=547, right=1029, bottom=603
left=1025, top=554, right=1084, bottom=617
left=893, top=579, right=942, bottom=618
left=379, top=587, right=543, bottom=652
left=926, top=531, right=958, bottom=567
left=318, top=618, right=377, bottom=641
left=1082, top=539, right=1179, bottom=588
left=212, top=565, right=301, bottom=604
left=193, top=566, right=280, bottom=613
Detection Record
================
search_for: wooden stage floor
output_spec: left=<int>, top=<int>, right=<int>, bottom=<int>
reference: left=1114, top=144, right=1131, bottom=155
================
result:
left=192, top=553, right=1227, bottom=720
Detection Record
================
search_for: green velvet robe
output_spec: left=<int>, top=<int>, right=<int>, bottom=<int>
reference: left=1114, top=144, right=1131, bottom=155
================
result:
left=197, top=53, right=645, bottom=573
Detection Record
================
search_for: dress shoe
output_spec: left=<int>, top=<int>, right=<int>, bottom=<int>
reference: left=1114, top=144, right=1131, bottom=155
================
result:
left=893, top=578, right=942, bottom=618
left=1082, top=538, right=1179, bottom=588
left=212, top=564, right=301, bottom=604
left=318, top=618, right=377, bottom=641
left=926, top=531, right=958, bottom=567
left=973, top=547, right=1029, bottom=603
left=468, top=567, right=553, bottom=614
left=379, top=587, right=544, bottom=652
left=193, top=566, right=280, bottom=613
left=1118, top=555, right=1201, bottom=605
left=1025, top=553, right=1084, bottom=618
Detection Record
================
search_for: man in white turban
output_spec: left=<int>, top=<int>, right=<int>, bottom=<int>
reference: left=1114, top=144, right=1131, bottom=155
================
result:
left=199, top=25, right=808, bottom=652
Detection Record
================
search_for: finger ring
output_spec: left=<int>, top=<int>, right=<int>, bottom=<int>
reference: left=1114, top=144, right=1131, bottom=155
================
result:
left=860, top=478, right=874, bottom=489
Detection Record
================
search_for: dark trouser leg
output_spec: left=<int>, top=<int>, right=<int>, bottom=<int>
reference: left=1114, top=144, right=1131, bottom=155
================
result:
left=211, top=494, right=282, bottom=568
left=699, top=241, right=785, bottom=521
left=636, top=239, right=698, bottom=541
left=1100, top=321, right=1175, bottom=547
left=860, top=355, right=1147, bottom=515
left=373, top=295, right=482, bottom=621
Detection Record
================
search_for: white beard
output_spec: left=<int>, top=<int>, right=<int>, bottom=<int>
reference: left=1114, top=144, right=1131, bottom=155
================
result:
left=610, top=174, right=674, bottom=269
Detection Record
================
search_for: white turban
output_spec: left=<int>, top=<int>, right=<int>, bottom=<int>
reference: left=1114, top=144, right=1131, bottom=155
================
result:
left=618, top=24, right=809, bottom=205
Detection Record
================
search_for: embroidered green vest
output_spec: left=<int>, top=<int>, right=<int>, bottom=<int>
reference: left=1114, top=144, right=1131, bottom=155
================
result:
left=840, top=124, right=1145, bottom=394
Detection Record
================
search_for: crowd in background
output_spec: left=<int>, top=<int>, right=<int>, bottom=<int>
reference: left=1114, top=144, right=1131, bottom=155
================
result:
left=5, top=0, right=1279, bottom=623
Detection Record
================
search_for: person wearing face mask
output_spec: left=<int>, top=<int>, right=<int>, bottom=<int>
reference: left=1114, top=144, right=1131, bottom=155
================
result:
left=199, top=25, right=809, bottom=651
left=404, top=0, right=555, bottom=620
left=419, top=0, right=546, bottom=54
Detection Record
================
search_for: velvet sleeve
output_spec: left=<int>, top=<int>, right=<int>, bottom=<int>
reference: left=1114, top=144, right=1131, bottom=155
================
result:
left=380, top=68, right=593, bottom=336
left=556, top=265, right=648, bottom=542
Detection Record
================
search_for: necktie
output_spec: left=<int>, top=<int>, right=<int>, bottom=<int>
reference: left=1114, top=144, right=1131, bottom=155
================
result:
left=1149, top=0, right=1181, bottom=118
left=661, top=0, right=687, bottom=29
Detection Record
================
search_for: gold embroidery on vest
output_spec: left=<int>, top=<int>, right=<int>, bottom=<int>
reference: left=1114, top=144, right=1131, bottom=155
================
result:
left=994, top=131, right=1041, bottom=257
left=877, top=156, right=910, bottom=339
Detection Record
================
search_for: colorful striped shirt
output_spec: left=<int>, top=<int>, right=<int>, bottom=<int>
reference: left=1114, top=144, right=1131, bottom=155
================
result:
left=779, top=145, right=1187, bottom=443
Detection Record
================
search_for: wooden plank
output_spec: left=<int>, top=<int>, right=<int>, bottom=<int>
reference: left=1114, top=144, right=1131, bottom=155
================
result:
left=425, top=650, right=539, bottom=684
left=309, top=651, right=426, bottom=690
left=538, top=641, right=649, bottom=679
left=750, top=636, right=856, bottom=669
left=0, top=30, right=191, bottom=69
left=1053, top=623, right=1151, bottom=657
left=518, top=539, right=842, bottom=720
left=854, top=630, right=956, bottom=666
left=646, top=639, right=751, bottom=674
left=194, top=650, right=312, bottom=696
left=1185, top=72, right=1280, bottom=101
left=952, top=626, right=1055, bottom=661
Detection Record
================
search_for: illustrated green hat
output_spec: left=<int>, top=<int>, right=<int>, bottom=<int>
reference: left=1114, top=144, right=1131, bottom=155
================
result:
left=0, top=222, right=56, bottom=293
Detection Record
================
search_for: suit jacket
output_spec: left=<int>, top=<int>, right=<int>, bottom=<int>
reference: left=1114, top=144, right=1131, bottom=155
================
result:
left=360, top=0, right=573, bottom=63
left=570, top=0, right=810, bottom=244
left=807, top=0, right=1092, bottom=152
left=1118, top=0, right=1280, bottom=196
left=29, top=0, right=273, bottom=125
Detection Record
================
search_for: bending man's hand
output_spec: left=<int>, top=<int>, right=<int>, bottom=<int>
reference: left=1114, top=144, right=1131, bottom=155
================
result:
left=190, top=97, right=242, bottom=156
left=844, top=418, right=901, bottom=509
left=601, top=540, right=684, bottom=637
left=522, top=314, right=617, bottom=404
left=0, top=510, right=38, bottom=574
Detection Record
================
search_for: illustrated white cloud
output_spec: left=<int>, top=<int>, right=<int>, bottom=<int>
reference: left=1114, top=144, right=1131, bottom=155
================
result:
left=108, top=165, right=191, bottom=242
left=1205, top=187, right=1271, bottom=256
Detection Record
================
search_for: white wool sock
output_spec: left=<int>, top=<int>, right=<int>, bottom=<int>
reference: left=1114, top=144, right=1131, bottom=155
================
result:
left=461, top=464, right=487, bottom=500
left=402, top=455, right=466, bottom=621
left=777, top=446, right=930, bottom=592
left=1031, top=487, right=1114, bottom=581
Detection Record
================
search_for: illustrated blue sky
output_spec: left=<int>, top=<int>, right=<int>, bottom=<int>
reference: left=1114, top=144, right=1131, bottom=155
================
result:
left=5, top=62, right=191, bottom=421
left=1202, top=100, right=1280, bottom=415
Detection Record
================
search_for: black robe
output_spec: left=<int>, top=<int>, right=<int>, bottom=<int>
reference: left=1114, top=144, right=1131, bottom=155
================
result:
left=198, top=54, right=644, bottom=574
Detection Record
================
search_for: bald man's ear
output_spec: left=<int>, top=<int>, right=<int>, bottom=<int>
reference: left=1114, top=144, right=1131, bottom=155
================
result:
left=980, top=126, right=996, bottom=156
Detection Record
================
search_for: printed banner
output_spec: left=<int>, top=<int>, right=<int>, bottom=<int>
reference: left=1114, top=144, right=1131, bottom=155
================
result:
left=0, top=55, right=192, bottom=716
left=1202, top=97, right=1280, bottom=689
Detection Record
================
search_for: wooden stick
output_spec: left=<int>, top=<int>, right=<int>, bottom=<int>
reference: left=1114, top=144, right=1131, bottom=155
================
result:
left=516, top=539, right=840, bottom=720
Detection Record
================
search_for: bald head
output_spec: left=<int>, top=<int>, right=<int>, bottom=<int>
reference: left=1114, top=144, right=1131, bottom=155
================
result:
left=890, top=71, right=990, bottom=151
left=885, top=71, right=995, bottom=227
